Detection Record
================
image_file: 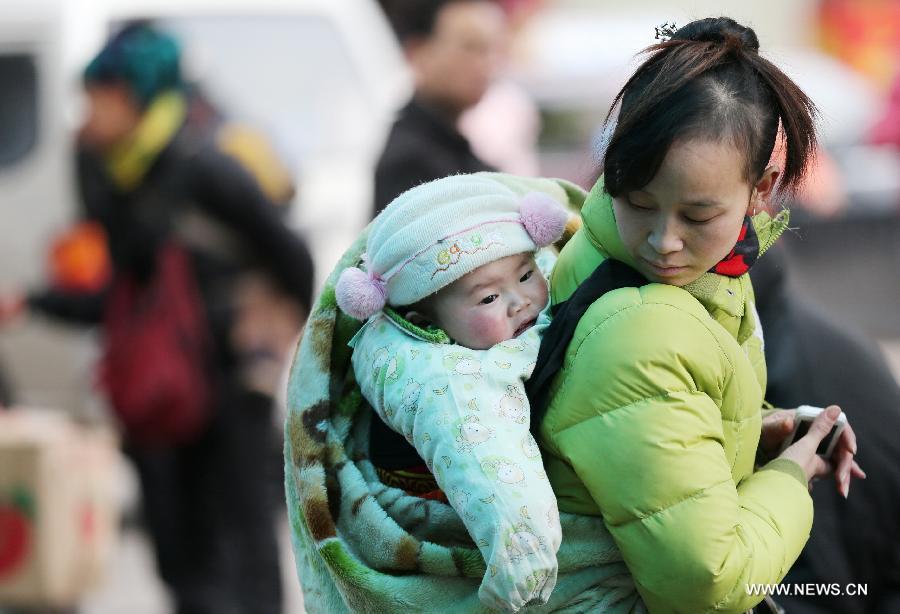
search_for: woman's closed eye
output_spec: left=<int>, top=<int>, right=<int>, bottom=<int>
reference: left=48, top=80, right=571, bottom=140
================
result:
left=683, top=213, right=718, bottom=225
left=626, top=198, right=654, bottom=212
left=628, top=197, right=717, bottom=224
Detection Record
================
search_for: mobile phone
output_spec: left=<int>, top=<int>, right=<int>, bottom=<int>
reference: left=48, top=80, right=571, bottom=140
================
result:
left=777, top=405, right=847, bottom=458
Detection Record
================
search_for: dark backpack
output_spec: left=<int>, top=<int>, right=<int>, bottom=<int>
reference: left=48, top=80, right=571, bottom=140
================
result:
left=98, top=242, right=213, bottom=445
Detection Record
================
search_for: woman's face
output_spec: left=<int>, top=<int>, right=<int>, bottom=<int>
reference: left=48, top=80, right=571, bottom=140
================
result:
left=613, top=139, right=757, bottom=287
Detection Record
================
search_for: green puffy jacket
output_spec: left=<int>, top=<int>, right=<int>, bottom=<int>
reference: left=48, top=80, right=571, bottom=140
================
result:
left=538, top=180, right=813, bottom=613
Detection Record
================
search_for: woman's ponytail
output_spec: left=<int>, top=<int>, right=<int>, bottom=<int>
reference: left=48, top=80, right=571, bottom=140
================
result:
left=600, top=17, right=818, bottom=202
left=741, top=51, right=818, bottom=198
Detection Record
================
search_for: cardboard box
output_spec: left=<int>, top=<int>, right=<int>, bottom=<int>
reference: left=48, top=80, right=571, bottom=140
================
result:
left=0, top=409, right=119, bottom=607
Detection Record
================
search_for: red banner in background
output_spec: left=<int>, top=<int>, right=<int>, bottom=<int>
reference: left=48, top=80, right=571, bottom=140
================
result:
left=818, top=0, right=900, bottom=90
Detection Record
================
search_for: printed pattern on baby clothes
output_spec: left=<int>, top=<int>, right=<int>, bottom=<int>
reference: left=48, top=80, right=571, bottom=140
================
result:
left=350, top=307, right=562, bottom=613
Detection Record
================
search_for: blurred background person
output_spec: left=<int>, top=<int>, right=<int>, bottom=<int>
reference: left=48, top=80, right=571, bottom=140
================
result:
left=458, top=0, right=546, bottom=177
left=750, top=242, right=900, bottom=614
left=372, top=0, right=508, bottom=217
left=0, top=22, right=314, bottom=614
left=182, top=82, right=306, bottom=400
left=756, top=5, right=900, bottom=608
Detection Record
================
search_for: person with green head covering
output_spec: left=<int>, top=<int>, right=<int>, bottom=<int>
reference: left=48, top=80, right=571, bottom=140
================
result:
left=78, top=22, right=187, bottom=190
left=83, top=22, right=182, bottom=107
left=1, top=21, right=317, bottom=614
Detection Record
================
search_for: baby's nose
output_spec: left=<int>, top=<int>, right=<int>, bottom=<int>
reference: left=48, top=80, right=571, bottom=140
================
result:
left=510, top=294, right=530, bottom=314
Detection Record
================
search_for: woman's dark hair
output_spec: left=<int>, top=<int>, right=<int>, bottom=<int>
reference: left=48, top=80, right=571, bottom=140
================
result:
left=600, top=17, right=818, bottom=201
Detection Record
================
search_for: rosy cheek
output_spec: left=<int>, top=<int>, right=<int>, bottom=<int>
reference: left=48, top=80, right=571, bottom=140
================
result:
left=466, top=311, right=508, bottom=345
left=535, top=281, right=549, bottom=307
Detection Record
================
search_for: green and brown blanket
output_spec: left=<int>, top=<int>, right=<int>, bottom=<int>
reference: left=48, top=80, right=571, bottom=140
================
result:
left=284, top=177, right=647, bottom=613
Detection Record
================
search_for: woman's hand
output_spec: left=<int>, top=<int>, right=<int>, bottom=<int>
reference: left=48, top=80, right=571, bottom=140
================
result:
left=777, top=405, right=866, bottom=497
left=758, top=409, right=795, bottom=462
left=827, top=410, right=866, bottom=498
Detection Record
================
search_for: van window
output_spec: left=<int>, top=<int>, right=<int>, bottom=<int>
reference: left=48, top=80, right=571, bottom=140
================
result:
left=0, top=54, right=38, bottom=167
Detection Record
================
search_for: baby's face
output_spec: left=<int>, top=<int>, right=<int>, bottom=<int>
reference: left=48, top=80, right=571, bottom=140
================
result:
left=427, top=253, right=548, bottom=350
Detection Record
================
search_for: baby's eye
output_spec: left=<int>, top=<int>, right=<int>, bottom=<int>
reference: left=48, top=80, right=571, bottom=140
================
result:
left=480, top=294, right=498, bottom=305
left=520, top=270, right=534, bottom=283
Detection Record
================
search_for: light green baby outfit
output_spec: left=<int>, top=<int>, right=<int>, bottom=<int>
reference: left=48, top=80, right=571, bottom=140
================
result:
left=349, top=300, right=561, bottom=612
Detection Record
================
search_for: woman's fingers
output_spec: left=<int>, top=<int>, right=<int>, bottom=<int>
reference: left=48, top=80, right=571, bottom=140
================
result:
left=775, top=405, right=867, bottom=498
left=760, top=409, right=795, bottom=452
left=829, top=412, right=863, bottom=496
left=805, top=406, right=842, bottom=455
left=842, top=460, right=867, bottom=498
left=833, top=446, right=853, bottom=497
left=832, top=433, right=858, bottom=497
left=840, top=420, right=858, bottom=455
left=811, top=454, right=832, bottom=482
left=778, top=406, right=841, bottom=483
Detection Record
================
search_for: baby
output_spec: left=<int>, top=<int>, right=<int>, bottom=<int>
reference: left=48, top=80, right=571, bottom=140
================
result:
left=336, top=173, right=570, bottom=612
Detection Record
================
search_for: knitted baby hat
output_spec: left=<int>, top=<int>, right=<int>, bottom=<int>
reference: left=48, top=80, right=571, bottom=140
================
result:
left=336, top=173, right=570, bottom=320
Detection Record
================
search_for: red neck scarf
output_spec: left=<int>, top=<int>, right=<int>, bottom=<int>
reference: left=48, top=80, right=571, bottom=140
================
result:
left=711, top=216, right=758, bottom=277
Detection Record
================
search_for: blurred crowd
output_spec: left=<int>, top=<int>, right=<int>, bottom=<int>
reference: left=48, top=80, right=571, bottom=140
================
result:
left=0, top=0, right=899, bottom=613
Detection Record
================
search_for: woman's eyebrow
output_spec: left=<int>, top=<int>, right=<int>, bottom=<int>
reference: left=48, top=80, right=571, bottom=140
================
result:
left=630, top=190, right=720, bottom=208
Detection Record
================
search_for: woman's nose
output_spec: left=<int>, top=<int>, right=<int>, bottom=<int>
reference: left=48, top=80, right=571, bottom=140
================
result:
left=647, top=217, right=683, bottom=254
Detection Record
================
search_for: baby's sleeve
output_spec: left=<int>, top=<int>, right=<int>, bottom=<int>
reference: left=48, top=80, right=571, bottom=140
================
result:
left=351, top=317, right=561, bottom=613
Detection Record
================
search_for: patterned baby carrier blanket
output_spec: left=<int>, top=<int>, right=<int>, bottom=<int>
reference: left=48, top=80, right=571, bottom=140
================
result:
left=284, top=198, right=648, bottom=613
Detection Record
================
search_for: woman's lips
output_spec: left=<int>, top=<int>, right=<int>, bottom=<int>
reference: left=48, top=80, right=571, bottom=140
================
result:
left=642, top=258, right=688, bottom=277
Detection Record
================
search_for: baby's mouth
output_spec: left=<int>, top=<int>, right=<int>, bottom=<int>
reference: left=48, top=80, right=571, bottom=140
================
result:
left=514, top=318, right=537, bottom=337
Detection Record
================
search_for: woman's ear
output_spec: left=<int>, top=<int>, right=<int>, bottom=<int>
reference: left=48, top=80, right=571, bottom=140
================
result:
left=749, top=165, right=781, bottom=215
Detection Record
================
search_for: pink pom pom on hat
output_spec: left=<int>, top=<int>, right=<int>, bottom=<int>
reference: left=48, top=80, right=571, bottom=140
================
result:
left=519, top=191, right=569, bottom=247
left=335, top=266, right=387, bottom=321
left=335, top=173, right=573, bottom=320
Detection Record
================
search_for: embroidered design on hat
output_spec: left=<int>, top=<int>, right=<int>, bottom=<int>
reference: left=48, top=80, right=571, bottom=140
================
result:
left=431, top=231, right=504, bottom=279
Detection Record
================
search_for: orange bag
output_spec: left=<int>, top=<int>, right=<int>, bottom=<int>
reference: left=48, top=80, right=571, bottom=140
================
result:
left=48, top=222, right=111, bottom=293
